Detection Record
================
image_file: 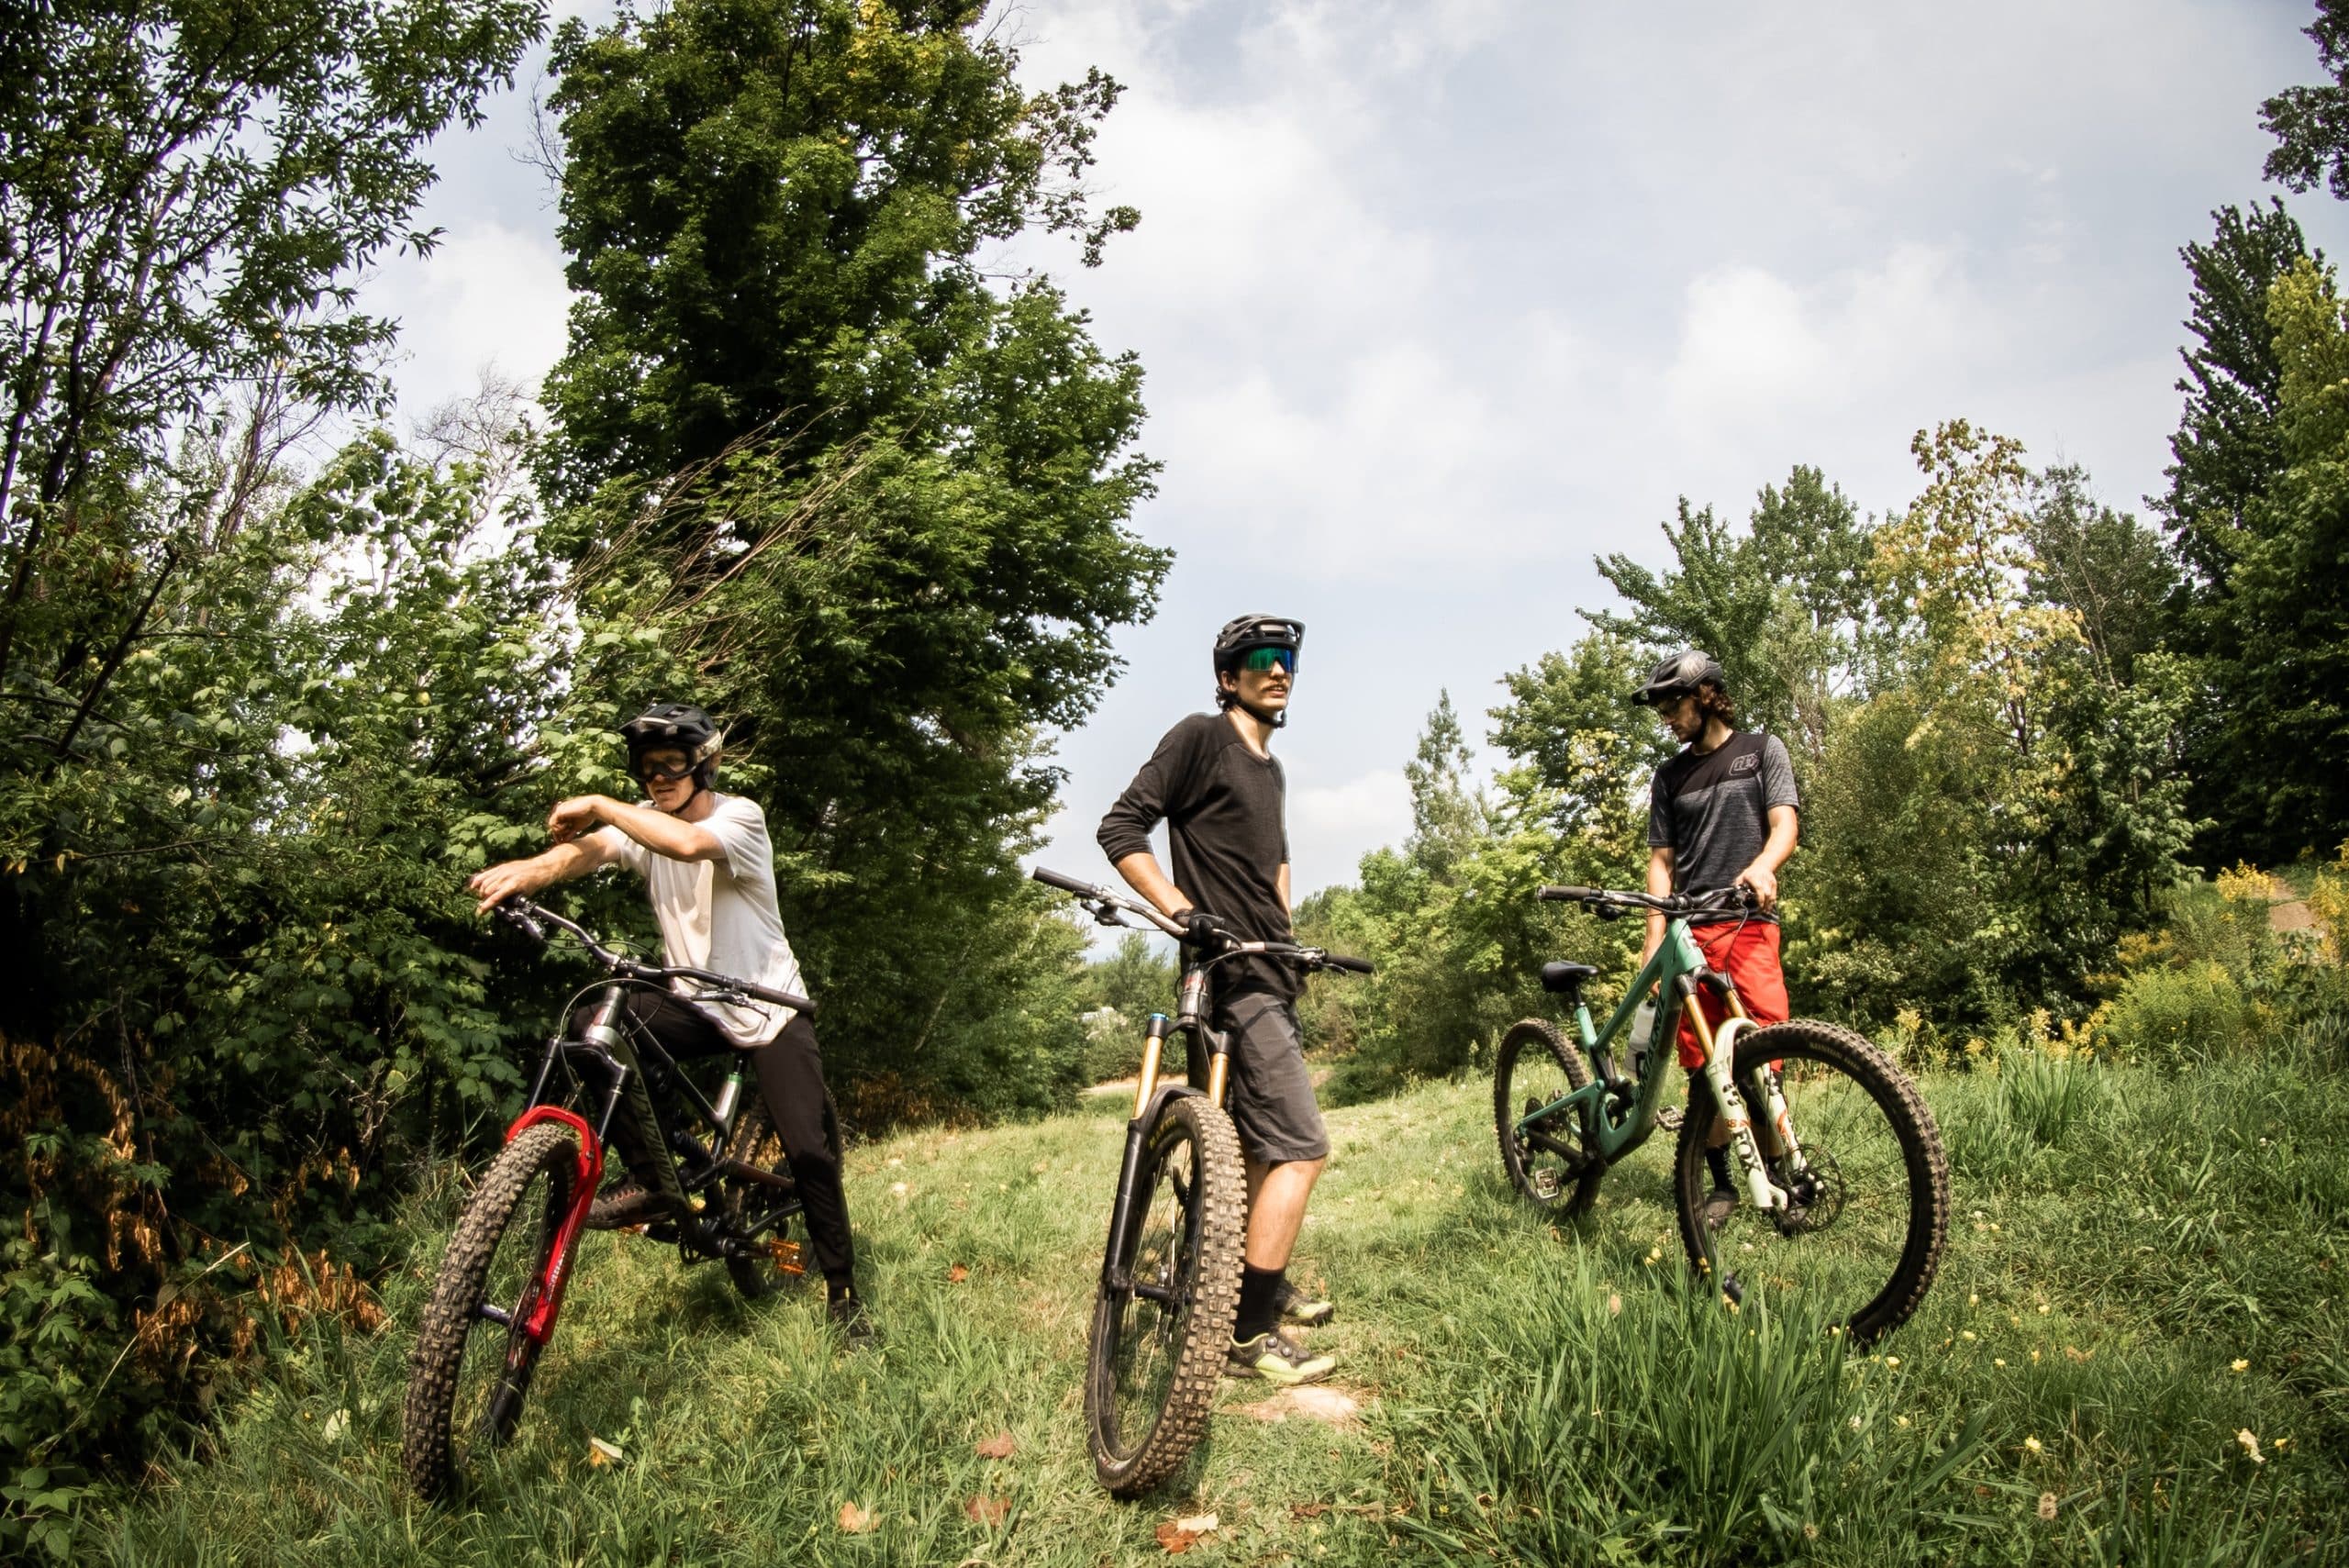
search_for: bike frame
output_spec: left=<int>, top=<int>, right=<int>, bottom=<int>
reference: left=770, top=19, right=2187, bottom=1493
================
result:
left=1513, top=895, right=1814, bottom=1216
left=487, top=901, right=817, bottom=1345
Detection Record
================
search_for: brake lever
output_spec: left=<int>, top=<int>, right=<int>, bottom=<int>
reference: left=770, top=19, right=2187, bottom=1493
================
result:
left=1592, top=903, right=1625, bottom=922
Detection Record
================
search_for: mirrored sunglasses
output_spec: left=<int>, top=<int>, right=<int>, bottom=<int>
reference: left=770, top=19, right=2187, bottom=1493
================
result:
left=1241, top=646, right=1296, bottom=674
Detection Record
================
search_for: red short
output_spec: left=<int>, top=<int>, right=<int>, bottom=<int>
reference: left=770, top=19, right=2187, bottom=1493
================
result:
left=1674, top=920, right=1788, bottom=1069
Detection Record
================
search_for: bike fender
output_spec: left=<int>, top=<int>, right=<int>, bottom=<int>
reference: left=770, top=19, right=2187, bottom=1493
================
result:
left=507, top=1105, right=605, bottom=1344
left=1132, top=1082, right=1204, bottom=1136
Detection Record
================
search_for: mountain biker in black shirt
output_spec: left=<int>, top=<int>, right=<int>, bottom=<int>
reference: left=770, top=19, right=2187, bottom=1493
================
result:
left=1097, top=615, right=1338, bottom=1386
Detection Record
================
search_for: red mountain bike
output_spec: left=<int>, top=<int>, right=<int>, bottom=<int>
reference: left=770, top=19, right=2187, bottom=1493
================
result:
left=400, top=896, right=817, bottom=1499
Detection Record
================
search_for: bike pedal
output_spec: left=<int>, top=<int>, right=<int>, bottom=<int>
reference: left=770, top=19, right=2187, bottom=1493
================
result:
left=769, top=1238, right=805, bottom=1275
left=1656, top=1106, right=1684, bottom=1131
left=1532, top=1170, right=1561, bottom=1200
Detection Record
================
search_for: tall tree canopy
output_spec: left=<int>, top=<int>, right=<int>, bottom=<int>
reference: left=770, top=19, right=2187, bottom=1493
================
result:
left=533, top=0, right=1166, bottom=1103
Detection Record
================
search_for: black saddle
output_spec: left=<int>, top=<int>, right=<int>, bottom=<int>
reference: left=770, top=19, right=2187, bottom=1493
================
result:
left=1540, top=962, right=1598, bottom=996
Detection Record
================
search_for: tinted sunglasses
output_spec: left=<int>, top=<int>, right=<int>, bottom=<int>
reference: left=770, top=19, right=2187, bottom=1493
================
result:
left=633, top=756, right=697, bottom=784
left=1241, top=646, right=1296, bottom=674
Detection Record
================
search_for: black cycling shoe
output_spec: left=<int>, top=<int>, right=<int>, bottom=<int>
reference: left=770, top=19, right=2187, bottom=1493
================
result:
left=828, top=1289, right=876, bottom=1346
left=584, top=1183, right=672, bottom=1231
left=1226, top=1328, right=1336, bottom=1385
left=1275, top=1278, right=1333, bottom=1327
left=1698, top=1185, right=1739, bottom=1232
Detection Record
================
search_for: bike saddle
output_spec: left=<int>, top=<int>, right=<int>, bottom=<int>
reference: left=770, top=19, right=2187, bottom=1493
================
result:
left=1540, top=962, right=1598, bottom=995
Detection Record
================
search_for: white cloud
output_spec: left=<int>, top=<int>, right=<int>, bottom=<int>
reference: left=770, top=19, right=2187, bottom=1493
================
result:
left=369, top=219, right=572, bottom=421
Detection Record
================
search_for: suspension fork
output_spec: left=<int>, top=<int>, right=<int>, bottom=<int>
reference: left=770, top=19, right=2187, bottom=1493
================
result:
left=1684, top=976, right=1788, bottom=1214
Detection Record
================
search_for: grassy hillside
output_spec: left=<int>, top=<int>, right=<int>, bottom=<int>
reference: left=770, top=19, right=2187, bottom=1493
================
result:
left=95, top=1035, right=2349, bottom=1565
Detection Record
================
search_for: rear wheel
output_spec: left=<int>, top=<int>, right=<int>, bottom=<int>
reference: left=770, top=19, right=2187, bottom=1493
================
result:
left=718, top=1094, right=820, bottom=1298
left=402, top=1122, right=580, bottom=1499
left=1495, top=1018, right=1604, bottom=1216
left=1672, top=1019, right=1948, bottom=1343
left=1085, top=1094, right=1245, bottom=1496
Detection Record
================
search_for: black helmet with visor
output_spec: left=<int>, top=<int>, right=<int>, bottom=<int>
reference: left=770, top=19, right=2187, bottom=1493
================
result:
left=1629, top=650, right=1727, bottom=708
left=1211, top=615, right=1304, bottom=727
left=618, top=701, right=725, bottom=804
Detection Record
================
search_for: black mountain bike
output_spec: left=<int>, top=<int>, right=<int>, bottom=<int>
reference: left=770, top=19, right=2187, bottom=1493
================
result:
left=401, top=895, right=820, bottom=1499
left=1031, top=867, right=1372, bottom=1496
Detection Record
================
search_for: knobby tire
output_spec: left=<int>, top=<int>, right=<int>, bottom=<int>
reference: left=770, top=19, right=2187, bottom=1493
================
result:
left=1671, top=1018, right=1949, bottom=1343
left=1495, top=1018, right=1605, bottom=1217
left=1086, top=1095, right=1245, bottom=1496
left=402, top=1121, right=580, bottom=1499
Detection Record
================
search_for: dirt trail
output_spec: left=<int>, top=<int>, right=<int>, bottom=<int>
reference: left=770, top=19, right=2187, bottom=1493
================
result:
left=2267, top=873, right=2315, bottom=935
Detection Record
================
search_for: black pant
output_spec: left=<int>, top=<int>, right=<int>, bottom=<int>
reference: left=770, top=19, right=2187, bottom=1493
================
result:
left=569, top=990, right=856, bottom=1291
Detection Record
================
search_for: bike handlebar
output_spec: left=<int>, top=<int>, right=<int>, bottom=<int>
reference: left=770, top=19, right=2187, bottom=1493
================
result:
left=1029, top=866, right=1374, bottom=976
left=1537, top=884, right=1754, bottom=917
left=493, top=896, right=818, bottom=1017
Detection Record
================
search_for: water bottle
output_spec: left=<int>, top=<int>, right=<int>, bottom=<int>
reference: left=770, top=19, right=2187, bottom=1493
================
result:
left=1628, top=997, right=1658, bottom=1077
left=712, top=1069, right=745, bottom=1127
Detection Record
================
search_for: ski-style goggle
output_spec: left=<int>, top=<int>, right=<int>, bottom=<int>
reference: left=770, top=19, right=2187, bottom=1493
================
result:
left=632, top=753, right=698, bottom=784
left=1240, top=646, right=1296, bottom=674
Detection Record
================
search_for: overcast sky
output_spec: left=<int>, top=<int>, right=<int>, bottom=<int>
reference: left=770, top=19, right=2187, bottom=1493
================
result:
left=362, top=0, right=2349, bottom=911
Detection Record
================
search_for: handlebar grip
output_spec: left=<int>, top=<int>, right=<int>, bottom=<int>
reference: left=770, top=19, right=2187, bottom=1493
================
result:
left=1320, top=954, right=1375, bottom=974
left=1030, top=866, right=1098, bottom=896
left=741, top=985, right=817, bottom=1017
left=1537, top=885, right=1599, bottom=902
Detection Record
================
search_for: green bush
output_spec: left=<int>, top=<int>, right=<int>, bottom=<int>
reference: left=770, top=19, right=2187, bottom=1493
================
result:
left=2099, top=962, right=2258, bottom=1062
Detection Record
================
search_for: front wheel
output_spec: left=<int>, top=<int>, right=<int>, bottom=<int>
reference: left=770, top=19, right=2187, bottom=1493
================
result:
left=402, top=1121, right=581, bottom=1499
left=1672, top=1019, right=1948, bottom=1343
left=1495, top=1018, right=1604, bottom=1216
left=1085, top=1094, right=1246, bottom=1496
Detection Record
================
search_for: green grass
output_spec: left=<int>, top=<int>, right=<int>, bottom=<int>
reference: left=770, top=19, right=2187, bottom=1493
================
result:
left=89, top=1037, right=2349, bottom=1565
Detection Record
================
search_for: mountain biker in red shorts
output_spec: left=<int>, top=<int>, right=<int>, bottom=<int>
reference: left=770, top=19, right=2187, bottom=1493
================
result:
left=1632, top=652, right=1800, bottom=1221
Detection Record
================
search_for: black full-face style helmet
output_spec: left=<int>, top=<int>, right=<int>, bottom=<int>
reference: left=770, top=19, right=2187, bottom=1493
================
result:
left=1211, top=615, right=1305, bottom=728
left=618, top=701, right=725, bottom=804
left=1629, top=650, right=1728, bottom=707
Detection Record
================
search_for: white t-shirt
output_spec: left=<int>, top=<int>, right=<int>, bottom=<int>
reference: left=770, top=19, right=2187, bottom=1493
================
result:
left=595, top=794, right=806, bottom=1047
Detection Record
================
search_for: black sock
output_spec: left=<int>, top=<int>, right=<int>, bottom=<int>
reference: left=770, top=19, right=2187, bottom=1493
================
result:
left=827, top=1274, right=855, bottom=1305
left=1705, top=1145, right=1733, bottom=1190
left=1235, top=1264, right=1284, bottom=1341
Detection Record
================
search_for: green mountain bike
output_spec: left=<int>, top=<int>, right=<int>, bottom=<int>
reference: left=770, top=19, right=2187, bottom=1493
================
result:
left=1496, top=884, right=1948, bottom=1341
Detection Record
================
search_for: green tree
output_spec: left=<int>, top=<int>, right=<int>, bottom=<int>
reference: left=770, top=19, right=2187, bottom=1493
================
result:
left=534, top=0, right=1166, bottom=1114
left=0, top=0, right=544, bottom=688
left=536, top=0, right=1137, bottom=505
left=2159, top=200, right=2311, bottom=589
left=2262, top=0, right=2349, bottom=201
left=1587, top=467, right=1877, bottom=760
left=2191, top=256, right=2349, bottom=856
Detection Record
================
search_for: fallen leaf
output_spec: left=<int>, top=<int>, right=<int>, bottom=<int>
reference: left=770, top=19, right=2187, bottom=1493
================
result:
left=949, top=1263, right=970, bottom=1284
left=2037, top=1492, right=2058, bottom=1521
left=586, top=1436, right=624, bottom=1466
left=320, top=1408, right=350, bottom=1442
left=1153, top=1522, right=1198, bottom=1554
left=963, top=1496, right=1010, bottom=1526
left=1290, top=1503, right=1330, bottom=1519
left=1175, top=1513, right=1219, bottom=1534
left=1606, top=1292, right=1623, bottom=1317
left=839, top=1502, right=876, bottom=1532
left=974, top=1429, right=1017, bottom=1460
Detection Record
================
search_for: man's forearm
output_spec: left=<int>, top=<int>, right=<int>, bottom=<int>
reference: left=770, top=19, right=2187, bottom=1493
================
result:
left=596, top=797, right=721, bottom=862
left=1113, top=851, right=1190, bottom=919
left=1748, top=807, right=1798, bottom=877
